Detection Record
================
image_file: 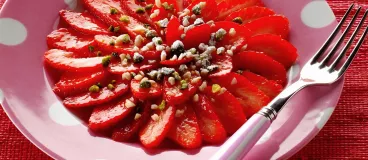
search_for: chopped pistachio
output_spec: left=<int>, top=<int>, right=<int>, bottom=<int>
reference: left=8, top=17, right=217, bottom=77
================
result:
left=232, top=17, right=243, bottom=24
left=119, top=15, right=130, bottom=23
left=145, top=30, right=158, bottom=39
left=145, top=4, right=153, bottom=10
left=111, top=52, right=119, bottom=58
left=110, top=8, right=118, bottom=15
left=113, top=26, right=120, bottom=32
left=139, top=80, right=151, bottom=88
left=96, top=82, right=102, bottom=88
left=215, top=28, right=227, bottom=41
left=212, top=84, right=221, bottom=93
left=111, top=80, right=117, bottom=84
left=88, top=46, right=95, bottom=52
left=192, top=4, right=202, bottom=15
left=108, top=25, right=114, bottom=32
left=102, top=56, right=111, bottom=67
left=121, top=34, right=131, bottom=44
left=171, top=40, right=185, bottom=56
left=136, top=7, right=145, bottom=14
left=107, top=84, right=115, bottom=90
left=172, top=71, right=181, bottom=81
left=89, top=85, right=100, bottom=93
left=133, top=52, right=144, bottom=63
left=158, top=100, right=166, bottom=110
left=162, top=2, right=174, bottom=11
left=180, top=80, right=189, bottom=90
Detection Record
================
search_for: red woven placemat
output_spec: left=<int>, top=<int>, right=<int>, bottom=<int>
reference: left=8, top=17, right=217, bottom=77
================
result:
left=0, top=0, right=367, bottom=159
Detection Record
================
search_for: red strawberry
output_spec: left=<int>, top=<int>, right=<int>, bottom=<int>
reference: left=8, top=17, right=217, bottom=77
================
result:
left=203, top=87, right=247, bottom=134
left=139, top=105, right=175, bottom=148
left=163, top=76, right=201, bottom=105
left=167, top=103, right=202, bottom=149
left=211, top=72, right=270, bottom=117
left=225, top=6, right=275, bottom=24
left=59, top=10, right=111, bottom=35
left=94, top=35, right=135, bottom=55
left=166, top=16, right=184, bottom=46
left=217, top=0, right=264, bottom=20
left=108, top=59, right=159, bottom=74
left=244, top=15, right=290, bottom=39
left=183, top=24, right=211, bottom=49
left=211, top=22, right=251, bottom=53
left=233, top=51, right=287, bottom=86
left=209, top=53, right=233, bottom=78
left=246, top=34, right=298, bottom=69
left=242, top=71, right=283, bottom=98
left=160, top=57, right=193, bottom=66
left=130, top=79, right=162, bottom=100
left=120, top=0, right=157, bottom=29
left=112, top=101, right=151, bottom=142
left=186, top=0, right=219, bottom=21
left=47, top=28, right=95, bottom=57
left=44, top=49, right=104, bottom=72
left=83, top=0, right=147, bottom=38
left=63, top=81, right=129, bottom=108
left=53, top=69, right=108, bottom=97
left=192, top=94, right=227, bottom=144
left=89, top=95, right=137, bottom=131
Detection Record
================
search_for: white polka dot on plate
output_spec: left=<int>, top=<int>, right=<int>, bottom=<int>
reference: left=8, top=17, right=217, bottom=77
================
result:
left=49, top=101, right=81, bottom=126
left=256, top=127, right=273, bottom=145
left=0, top=18, right=27, bottom=46
left=0, top=89, right=4, bottom=104
left=315, top=107, right=334, bottom=129
left=64, top=0, right=77, bottom=10
left=301, top=1, right=336, bottom=28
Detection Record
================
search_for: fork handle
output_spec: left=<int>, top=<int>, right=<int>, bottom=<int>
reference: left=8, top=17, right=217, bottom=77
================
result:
left=211, top=114, right=271, bottom=160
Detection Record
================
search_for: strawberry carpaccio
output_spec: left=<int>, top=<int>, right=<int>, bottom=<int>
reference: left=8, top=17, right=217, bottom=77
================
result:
left=44, top=0, right=298, bottom=149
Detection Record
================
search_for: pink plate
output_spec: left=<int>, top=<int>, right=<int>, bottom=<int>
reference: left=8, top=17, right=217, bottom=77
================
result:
left=0, top=0, right=343, bottom=159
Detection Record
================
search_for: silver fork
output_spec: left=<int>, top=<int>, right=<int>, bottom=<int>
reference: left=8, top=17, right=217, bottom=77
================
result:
left=212, top=4, right=368, bottom=160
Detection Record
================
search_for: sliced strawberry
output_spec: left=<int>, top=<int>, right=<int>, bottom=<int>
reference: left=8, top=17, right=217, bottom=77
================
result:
left=44, top=49, right=104, bottom=72
left=244, top=15, right=290, bottom=39
left=130, top=79, right=162, bottom=100
left=59, top=10, right=111, bottom=35
left=83, top=0, right=147, bottom=37
left=209, top=53, right=232, bottom=77
left=246, top=34, right=298, bottom=69
left=183, top=24, right=211, bottom=49
left=63, top=81, right=129, bottom=108
left=160, top=57, right=193, bottom=66
left=211, top=22, right=251, bottom=53
left=108, top=59, right=159, bottom=74
left=211, top=72, right=270, bottom=117
left=242, top=71, right=283, bottom=98
left=120, top=0, right=157, bottom=29
left=233, top=51, right=287, bottom=85
left=167, top=103, right=202, bottom=149
left=225, top=6, right=275, bottom=24
left=53, top=69, right=108, bottom=97
left=192, top=94, right=227, bottom=144
left=166, top=17, right=183, bottom=46
left=203, top=87, right=247, bottom=134
left=139, top=105, right=175, bottom=148
left=217, top=0, right=264, bottom=20
left=94, top=35, right=135, bottom=55
left=47, top=28, right=95, bottom=57
left=186, top=0, right=219, bottom=21
left=89, top=95, right=137, bottom=131
left=112, top=101, right=151, bottom=142
left=163, top=76, right=201, bottom=105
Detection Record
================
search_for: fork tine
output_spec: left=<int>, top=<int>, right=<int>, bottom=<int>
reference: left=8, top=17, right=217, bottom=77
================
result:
left=336, top=26, right=368, bottom=74
left=329, top=9, right=368, bottom=72
left=319, top=7, right=362, bottom=67
left=311, top=4, right=355, bottom=64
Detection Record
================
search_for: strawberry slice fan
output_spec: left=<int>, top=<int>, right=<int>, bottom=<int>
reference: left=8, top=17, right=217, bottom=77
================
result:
left=44, top=0, right=297, bottom=151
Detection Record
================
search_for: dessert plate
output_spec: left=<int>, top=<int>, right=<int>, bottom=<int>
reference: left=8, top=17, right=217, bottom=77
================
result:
left=0, top=0, right=343, bottom=159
